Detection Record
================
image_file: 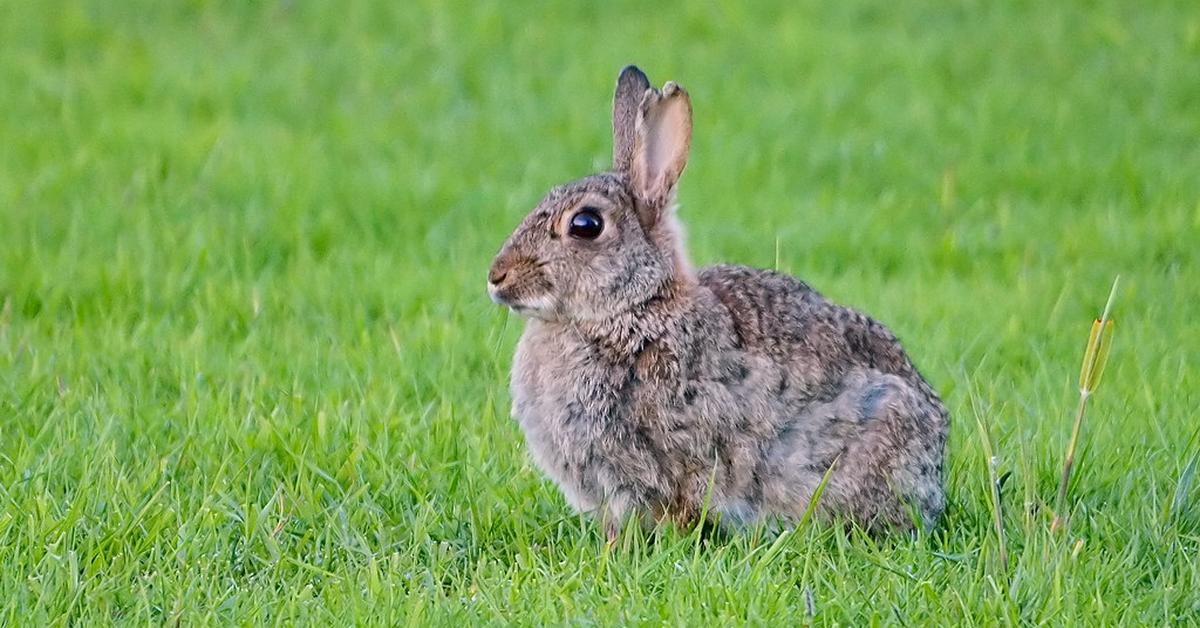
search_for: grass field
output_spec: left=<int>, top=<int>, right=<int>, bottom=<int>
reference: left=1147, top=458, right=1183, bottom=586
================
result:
left=2, top=0, right=1199, bottom=624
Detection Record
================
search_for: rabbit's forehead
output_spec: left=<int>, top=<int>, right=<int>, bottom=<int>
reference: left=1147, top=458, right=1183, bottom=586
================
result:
left=534, top=174, right=631, bottom=214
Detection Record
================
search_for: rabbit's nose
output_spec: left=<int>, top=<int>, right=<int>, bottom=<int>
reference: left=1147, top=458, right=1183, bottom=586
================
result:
left=488, top=267, right=508, bottom=286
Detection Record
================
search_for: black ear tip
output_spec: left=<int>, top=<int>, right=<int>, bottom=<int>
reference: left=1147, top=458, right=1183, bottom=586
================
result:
left=618, top=65, right=649, bottom=84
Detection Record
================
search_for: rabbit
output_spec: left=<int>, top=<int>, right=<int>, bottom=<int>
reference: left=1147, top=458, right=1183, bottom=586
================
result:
left=487, top=65, right=948, bottom=542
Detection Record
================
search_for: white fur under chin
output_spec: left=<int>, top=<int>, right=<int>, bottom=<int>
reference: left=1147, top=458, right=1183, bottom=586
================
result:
left=509, top=294, right=558, bottom=321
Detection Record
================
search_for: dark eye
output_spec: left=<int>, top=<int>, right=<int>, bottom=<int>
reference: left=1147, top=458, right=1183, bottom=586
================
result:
left=568, top=208, right=604, bottom=239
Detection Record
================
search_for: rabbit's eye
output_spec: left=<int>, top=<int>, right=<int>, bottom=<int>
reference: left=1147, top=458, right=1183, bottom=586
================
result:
left=568, top=208, right=604, bottom=239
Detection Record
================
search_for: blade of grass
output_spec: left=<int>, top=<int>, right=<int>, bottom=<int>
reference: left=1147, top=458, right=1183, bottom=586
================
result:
left=1166, top=449, right=1198, bottom=526
left=1052, top=276, right=1119, bottom=534
left=974, top=411, right=1009, bottom=573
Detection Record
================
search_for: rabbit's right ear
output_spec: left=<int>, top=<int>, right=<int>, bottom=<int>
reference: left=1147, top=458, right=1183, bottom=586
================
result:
left=630, top=81, right=692, bottom=216
left=612, top=65, right=651, bottom=172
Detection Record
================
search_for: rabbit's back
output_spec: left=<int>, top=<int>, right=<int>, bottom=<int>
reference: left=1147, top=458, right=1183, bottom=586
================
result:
left=698, top=264, right=942, bottom=404
left=698, top=264, right=948, bottom=529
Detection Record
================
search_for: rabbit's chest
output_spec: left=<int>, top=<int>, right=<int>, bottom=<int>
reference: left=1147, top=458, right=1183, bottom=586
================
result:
left=509, top=327, right=687, bottom=508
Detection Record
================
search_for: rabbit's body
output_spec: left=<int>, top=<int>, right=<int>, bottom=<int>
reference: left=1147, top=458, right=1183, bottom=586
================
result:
left=489, top=67, right=947, bottom=539
left=511, top=263, right=946, bottom=534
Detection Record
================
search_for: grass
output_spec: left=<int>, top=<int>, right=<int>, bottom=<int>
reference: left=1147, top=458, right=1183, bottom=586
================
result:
left=2, top=0, right=1199, bottom=623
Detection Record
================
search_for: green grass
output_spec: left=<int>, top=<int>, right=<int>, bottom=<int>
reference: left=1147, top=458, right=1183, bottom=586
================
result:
left=2, top=0, right=1199, bottom=624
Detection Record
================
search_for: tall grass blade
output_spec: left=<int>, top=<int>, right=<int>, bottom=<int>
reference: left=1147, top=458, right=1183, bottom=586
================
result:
left=1167, top=449, right=1199, bottom=526
left=974, top=413, right=1009, bottom=573
left=1052, top=276, right=1119, bottom=534
left=797, top=456, right=840, bottom=530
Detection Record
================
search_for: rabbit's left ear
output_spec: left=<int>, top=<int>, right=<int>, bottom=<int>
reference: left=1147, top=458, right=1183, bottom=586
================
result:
left=613, top=65, right=651, bottom=172
left=631, top=81, right=692, bottom=216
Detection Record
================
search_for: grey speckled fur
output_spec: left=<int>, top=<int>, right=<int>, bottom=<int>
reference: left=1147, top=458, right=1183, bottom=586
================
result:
left=488, top=66, right=948, bottom=541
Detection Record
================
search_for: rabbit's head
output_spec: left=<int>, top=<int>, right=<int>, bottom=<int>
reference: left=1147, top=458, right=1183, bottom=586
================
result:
left=488, top=66, right=693, bottom=322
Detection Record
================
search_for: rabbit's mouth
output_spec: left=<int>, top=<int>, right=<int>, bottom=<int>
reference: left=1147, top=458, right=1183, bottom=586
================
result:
left=488, top=283, right=557, bottom=319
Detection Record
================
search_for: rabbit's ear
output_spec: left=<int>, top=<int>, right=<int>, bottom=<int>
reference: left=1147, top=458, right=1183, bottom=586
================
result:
left=613, top=65, right=651, bottom=172
left=631, top=81, right=692, bottom=215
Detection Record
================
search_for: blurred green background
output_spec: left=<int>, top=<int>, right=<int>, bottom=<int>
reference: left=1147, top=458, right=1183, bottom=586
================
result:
left=1, top=0, right=1198, bottom=623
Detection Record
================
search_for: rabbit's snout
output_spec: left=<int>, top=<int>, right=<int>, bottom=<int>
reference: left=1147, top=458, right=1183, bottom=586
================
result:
left=487, top=252, right=547, bottom=309
left=487, top=254, right=519, bottom=298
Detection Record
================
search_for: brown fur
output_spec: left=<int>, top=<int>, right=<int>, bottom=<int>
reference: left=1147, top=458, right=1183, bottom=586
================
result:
left=488, top=66, right=948, bottom=540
